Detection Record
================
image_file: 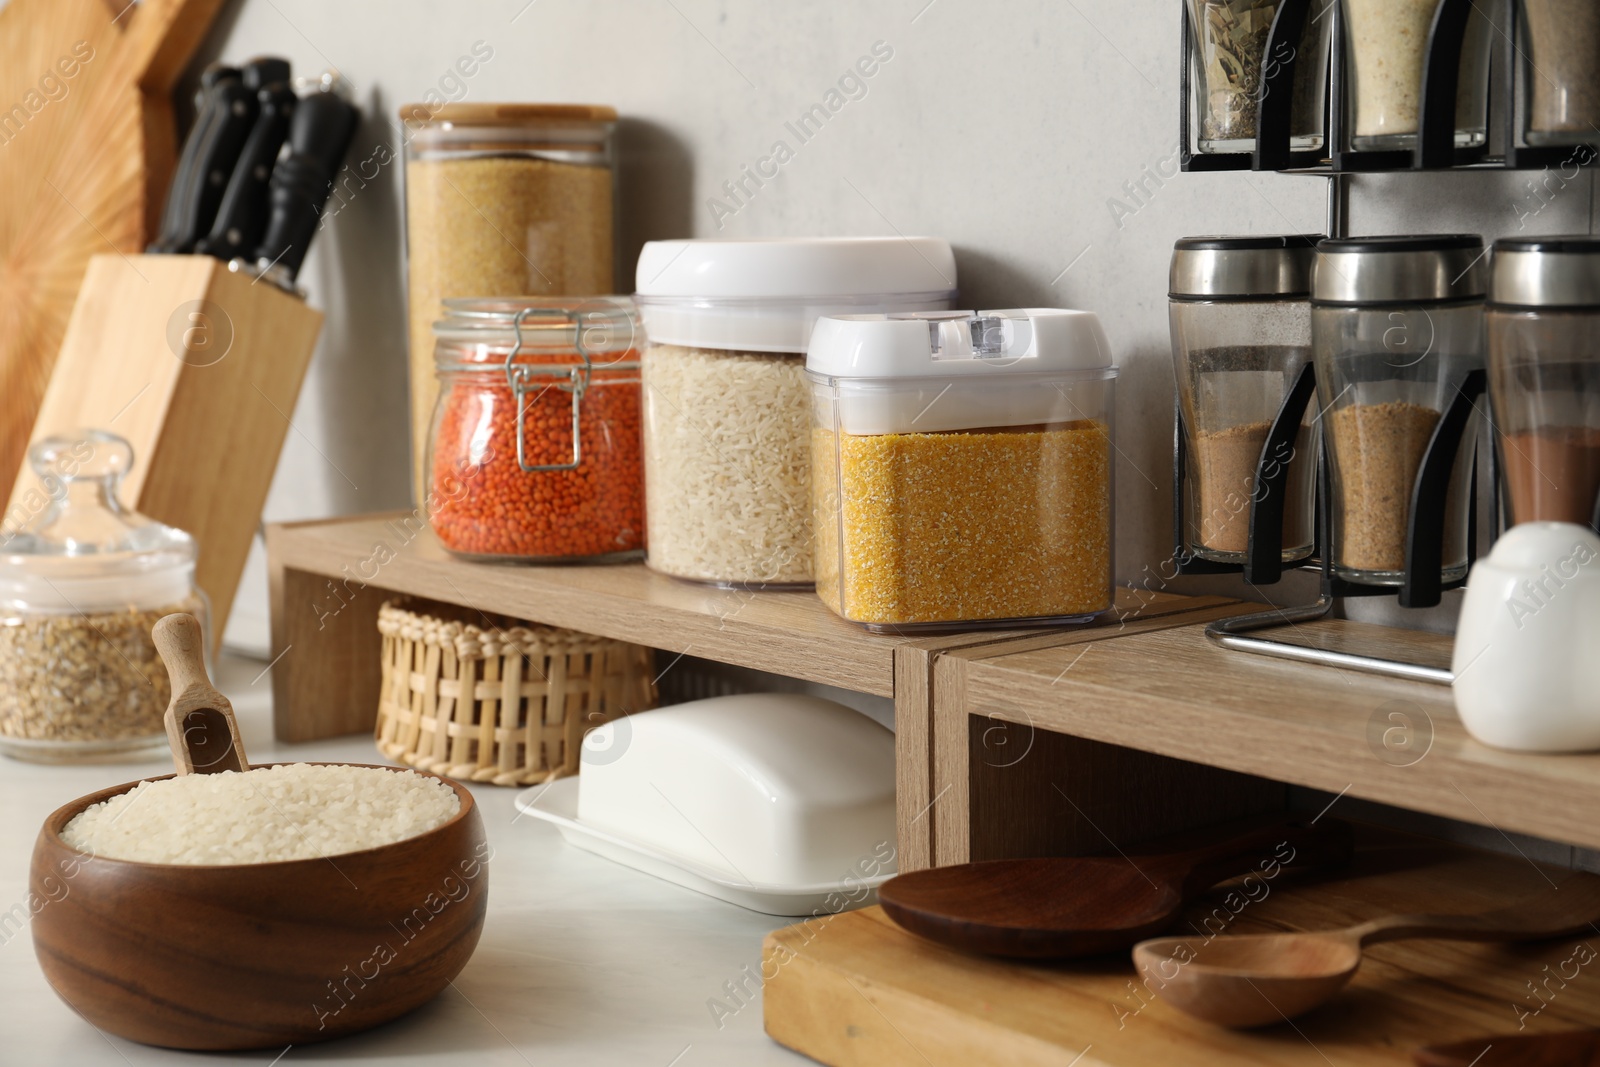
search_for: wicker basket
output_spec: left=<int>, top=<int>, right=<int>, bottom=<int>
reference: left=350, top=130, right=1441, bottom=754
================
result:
left=375, top=598, right=656, bottom=786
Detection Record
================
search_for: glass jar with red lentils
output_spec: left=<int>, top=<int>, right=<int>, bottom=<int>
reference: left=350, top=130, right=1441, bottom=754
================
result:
left=427, top=297, right=644, bottom=562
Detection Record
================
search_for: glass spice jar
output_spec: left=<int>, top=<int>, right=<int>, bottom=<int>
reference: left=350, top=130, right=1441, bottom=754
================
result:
left=0, top=430, right=208, bottom=762
left=427, top=297, right=644, bottom=562
left=1312, top=236, right=1487, bottom=586
left=1187, top=0, right=1331, bottom=153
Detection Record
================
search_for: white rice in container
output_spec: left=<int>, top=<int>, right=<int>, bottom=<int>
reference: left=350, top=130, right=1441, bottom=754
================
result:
left=61, top=763, right=461, bottom=865
left=641, top=344, right=814, bottom=585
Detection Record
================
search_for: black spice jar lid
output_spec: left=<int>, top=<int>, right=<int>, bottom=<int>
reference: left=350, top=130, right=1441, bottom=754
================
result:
left=1490, top=236, right=1600, bottom=309
left=1169, top=234, right=1322, bottom=300
left=1313, top=234, right=1487, bottom=307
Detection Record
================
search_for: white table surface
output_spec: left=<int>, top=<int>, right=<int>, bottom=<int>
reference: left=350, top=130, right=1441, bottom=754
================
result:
left=0, top=655, right=814, bottom=1067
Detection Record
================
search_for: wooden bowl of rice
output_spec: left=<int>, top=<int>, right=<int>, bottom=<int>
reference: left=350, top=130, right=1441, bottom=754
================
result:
left=29, top=763, right=487, bottom=1050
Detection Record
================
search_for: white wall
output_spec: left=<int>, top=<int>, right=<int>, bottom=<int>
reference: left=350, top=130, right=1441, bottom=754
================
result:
left=204, top=0, right=1598, bottom=650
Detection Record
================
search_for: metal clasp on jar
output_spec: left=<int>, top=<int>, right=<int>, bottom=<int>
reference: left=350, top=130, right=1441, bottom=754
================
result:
left=506, top=306, right=595, bottom=472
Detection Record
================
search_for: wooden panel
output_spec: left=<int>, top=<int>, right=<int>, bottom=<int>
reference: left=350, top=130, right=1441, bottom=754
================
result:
left=268, top=555, right=385, bottom=743
left=928, top=598, right=1269, bottom=868
left=766, top=834, right=1600, bottom=1067
left=269, top=514, right=939, bottom=706
left=967, top=726, right=1285, bottom=863
left=966, top=619, right=1600, bottom=852
left=13, top=254, right=323, bottom=642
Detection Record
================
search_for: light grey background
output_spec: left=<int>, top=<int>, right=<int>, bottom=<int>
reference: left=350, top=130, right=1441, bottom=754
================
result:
left=173, top=0, right=1597, bottom=650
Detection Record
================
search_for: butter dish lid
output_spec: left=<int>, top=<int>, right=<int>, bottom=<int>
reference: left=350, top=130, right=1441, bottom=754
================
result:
left=806, top=308, right=1115, bottom=379
left=575, top=693, right=896, bottom=888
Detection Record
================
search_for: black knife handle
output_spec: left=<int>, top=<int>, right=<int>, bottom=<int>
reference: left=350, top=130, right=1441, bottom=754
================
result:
left=156, top=72, right=258, bottom=254
left=251, top=90, right=359, bottom=281
left=194, top=82, right=296, bottom=260
left=150, top=64, right=239, bottom=254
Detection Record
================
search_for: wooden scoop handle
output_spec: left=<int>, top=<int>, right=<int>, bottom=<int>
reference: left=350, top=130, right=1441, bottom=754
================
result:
left=1355, top=874, right=1600, bottom=947
left=154, top=613, right=249, bottom=776
left=1165, top=818, right=1355, bottom=897
left=1414, top=1029, right=1600, bottom=1066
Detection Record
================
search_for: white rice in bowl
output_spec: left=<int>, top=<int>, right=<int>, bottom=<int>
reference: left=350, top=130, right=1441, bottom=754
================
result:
left=61, top=763, right=461, bottom=865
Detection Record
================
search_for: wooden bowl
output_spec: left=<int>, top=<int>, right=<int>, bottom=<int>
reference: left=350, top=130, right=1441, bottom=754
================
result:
left=30, top=763, right=487, bottom=1050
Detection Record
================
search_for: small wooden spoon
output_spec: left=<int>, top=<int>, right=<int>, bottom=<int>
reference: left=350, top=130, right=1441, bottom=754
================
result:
left=1134, top=875, right=1600, bottom=1029
left=878, top=819, right=1353, bottom=959
left=153, top=613, right=249, bottom=775
left=1414, top=1030, right=1600, bottom=1066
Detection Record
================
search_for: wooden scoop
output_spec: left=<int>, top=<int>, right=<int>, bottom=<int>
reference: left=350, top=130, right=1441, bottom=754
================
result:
left=878, top=819, right=1353, bottom=959
left=1414, top=1031, right=1600, bottom=1066
left=1414, top=1036, right=1600, bottom=1067
left=153, top=613, right=249, bottom=775
left=1134, top=875, right=1600, bottom=1029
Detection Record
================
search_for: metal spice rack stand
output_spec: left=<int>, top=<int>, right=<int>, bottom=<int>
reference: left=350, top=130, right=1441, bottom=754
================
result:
left=1174, top=0, right=1597, bottom=683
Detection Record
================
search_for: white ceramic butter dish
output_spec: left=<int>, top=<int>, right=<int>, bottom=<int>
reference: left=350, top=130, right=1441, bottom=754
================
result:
left=513, top=693, right=897, bottom=915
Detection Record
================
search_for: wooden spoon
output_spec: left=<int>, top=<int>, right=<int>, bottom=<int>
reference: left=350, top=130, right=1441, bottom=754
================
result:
left=153, top=612, right=249, bottom=774
left=1134, top=875, right=1600, bottom=1029
left=1414, top=1031, right=1600, bottom=1066
left=878, top=819, right=1353, bottom=959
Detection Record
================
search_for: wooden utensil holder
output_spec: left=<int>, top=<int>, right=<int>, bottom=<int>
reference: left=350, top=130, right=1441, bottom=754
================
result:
left=7, top=253, right=323, bottom=645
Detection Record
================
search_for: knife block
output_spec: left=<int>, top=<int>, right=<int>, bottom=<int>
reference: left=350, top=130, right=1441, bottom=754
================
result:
left=6, top=253, right=323, bottom=646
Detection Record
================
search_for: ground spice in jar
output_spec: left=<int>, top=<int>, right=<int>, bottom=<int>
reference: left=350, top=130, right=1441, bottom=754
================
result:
left=1502, top=427, right=1600, bottom=526
left=1329, top=400, right=1440, bottom=573
left=816, top=423, right=1111, bottom=626
left=0, top=598, right=200, bottom=744
left=429, top=370, right=643, bottom=560
left=1522, top=0, right=1600, bottom=141
left=1191, top=421, right=1314, bottom=556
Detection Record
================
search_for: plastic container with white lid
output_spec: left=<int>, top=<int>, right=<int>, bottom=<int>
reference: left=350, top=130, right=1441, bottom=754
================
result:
left=0, top=430, right=207, bottom=761
left=808, top=309, right=1117, bottom=631
left=634, top=237, right=957, bottom=588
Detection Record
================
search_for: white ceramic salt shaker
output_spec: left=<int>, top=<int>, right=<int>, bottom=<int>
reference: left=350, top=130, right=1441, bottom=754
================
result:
left=1452, top=521, right=1600, bottom=752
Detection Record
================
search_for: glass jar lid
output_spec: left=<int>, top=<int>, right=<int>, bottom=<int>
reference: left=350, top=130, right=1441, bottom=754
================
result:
left=1169, top=235, right=1322, bottom=300
left=433, top=296, right=640, bottom=370
left=0, top=430, right=197, bottom=613
left=1490, top=236, right=1600, bottom=309
left=1313, top=235, right=1486, bottom=306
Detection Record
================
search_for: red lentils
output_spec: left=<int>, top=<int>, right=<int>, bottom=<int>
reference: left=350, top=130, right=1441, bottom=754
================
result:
left=428, top=299, right=644, bottom=561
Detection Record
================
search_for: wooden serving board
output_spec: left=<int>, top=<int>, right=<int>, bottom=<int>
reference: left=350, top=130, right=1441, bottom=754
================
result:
left=764, top=833, right=1600, bottom=1066
left=0, top=0, right=223, bottom=506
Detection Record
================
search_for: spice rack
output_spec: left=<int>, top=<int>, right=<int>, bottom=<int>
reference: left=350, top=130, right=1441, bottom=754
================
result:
left=1180, top=0, right=1599, bottom=174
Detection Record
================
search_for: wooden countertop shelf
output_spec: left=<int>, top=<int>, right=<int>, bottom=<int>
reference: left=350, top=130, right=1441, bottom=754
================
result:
left=945, top=617, right=1600, bottom=855
left=765, top=832, right=1600, bottom=1067
left=264, top=513, right=1231, bottom=742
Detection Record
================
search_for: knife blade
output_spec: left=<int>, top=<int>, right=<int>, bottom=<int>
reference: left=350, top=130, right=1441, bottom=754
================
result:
left=248, top=85, right=359, bottom=290
left=194, top=58, right=295, bottom=261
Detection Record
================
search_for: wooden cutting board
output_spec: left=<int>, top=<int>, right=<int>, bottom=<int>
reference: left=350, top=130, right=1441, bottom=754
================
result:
left=0, top=0, right=224, bottom=507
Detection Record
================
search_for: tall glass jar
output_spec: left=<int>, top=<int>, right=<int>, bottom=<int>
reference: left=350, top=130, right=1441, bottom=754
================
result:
left=0, top=431, right=207, bottom=762
left=427, top=298, right=643, bottom=562
left=1169, top=235, right=1320, bottom=564
left=634, top=238, right=957, bottom=589
left=1520, top=0, right=1600, bottom=146
left=1340, top=0, right=1493, bottom=150
left=402, top=103, right=618, bottom=505
left=1312, top=235, right=1487, bottom=586
left=1488, top=237, right=1600, bottom=528
left=1187, top=0, right=1331, bottom=153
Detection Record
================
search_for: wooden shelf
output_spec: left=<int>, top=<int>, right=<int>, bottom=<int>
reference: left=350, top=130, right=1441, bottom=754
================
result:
left=765, top=832, right=1600, bottom=1067
left=936, top=617, right=1600, bottom=858
left=263, top=513, right=1232, bottom=742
